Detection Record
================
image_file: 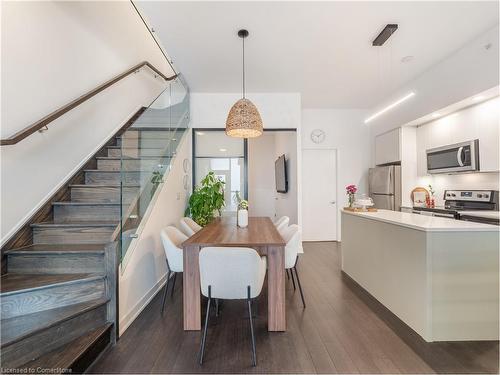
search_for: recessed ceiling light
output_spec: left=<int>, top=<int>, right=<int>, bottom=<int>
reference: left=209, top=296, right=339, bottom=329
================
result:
left=401, top=55, right=414, bottom=63
left=364, top=92, right=416, bottom=124
left=431, top=113, right=441, bottom=118
left=196, top=132, right=205, bottom=136
left=219, top=148, right=227, bottom=152
left=472, top=95, right=484, bottom=101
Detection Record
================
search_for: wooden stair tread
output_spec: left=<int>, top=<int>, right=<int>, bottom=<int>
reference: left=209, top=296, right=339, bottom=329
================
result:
left=84, top=169, right=146, bottom=173
left=52, top=202, right=121, bottom=206
left=122, top=126, right=172, bottom=130
left=96, top=156, right=171, bottom=160
left=0, top=273, right=104, bottom=295
left=31, top=221, right=118, bottom=228
left=4, top=243, right=107, bottom=255
left=106, top=145, right=168, bottom=149
left=69, top=184, right=140, bottom=188
left=1, top=298, right=109, bottom=346
left=115, top=136, right=173, bottom=139
left=21, top=323, right=112, bottom=371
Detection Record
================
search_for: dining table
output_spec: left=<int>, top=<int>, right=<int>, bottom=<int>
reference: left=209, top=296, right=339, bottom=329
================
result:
left=182, top=216, right=286, bottom=332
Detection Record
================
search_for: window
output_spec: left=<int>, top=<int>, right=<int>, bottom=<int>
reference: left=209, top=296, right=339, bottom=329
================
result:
left=193, top=130, right=247, bottom=213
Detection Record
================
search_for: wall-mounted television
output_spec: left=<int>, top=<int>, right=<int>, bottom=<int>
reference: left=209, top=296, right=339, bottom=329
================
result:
left=275, top=154, right=288, bottom=193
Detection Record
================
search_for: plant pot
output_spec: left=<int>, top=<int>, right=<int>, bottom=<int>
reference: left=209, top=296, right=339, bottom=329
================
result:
left=237, top=209, right=248, bottom=228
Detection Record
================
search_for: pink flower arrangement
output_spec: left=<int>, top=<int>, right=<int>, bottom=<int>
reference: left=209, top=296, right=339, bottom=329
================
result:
left=346, top=184, right=357, bottom=208
left=346, top=184, right=357, bottom=194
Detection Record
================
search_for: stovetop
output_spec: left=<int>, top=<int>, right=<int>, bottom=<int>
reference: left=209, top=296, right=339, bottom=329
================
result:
left=413, top=206, right=457, bottom=213
left=412, top=190, right=499, bottom=218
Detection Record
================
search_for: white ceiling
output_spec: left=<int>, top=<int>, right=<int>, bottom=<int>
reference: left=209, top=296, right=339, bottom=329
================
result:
left=137, top=1, right=499, bottom=108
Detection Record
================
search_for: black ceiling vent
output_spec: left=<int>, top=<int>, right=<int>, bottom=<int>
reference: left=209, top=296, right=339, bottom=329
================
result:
left=372, top=24, right=398, bottom=46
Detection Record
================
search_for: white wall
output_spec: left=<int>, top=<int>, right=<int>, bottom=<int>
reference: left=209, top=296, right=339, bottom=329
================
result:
left=368, top=25, right=499, bottom=137
left=274, top=132, right=298, bottom=224
left=119, top=130, right=191, bottom=334
left=248, top=131, right=298, bottom=224
left=1, top=1, right=173, bottom=244
left=248, top=133, right=276, bottom=219
left=301, top=109, right=371, bottom=240
left=190, top=93, right=301, bottom=129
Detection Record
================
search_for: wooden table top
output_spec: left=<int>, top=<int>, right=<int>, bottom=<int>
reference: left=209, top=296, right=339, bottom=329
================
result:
left=182, top=217, right=286, bottom=248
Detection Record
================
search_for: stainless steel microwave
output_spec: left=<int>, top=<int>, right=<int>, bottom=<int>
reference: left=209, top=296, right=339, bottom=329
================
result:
left=426, top=139, right=479, bottom=174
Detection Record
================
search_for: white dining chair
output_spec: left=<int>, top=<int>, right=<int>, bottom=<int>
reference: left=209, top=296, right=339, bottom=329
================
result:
left=198, top=247, right=267, bottom=367
left=274, top=215, right=288, bottom=226
left=180, top=217, right=202, bottom=236
left=160, top=226, right=188, bottom=314
left=281, top=224, right=306, bottom=308
left=274, top=216, right=290, bottom=234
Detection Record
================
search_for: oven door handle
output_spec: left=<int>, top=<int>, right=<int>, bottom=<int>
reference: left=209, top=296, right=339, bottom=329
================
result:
left=434, top=213, right=455, bottom=219
left=457, top=147, right=464, bottom=167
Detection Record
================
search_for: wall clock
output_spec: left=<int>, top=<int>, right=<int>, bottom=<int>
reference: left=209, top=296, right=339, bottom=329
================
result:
left=310, top=129, right=326, bottom=144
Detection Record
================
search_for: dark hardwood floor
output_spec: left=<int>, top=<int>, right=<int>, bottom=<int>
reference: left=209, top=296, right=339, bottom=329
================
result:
left=90, top=242, right=499, bottom=374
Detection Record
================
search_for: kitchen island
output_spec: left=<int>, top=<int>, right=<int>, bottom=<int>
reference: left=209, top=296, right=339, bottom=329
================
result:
left=341, top=209, right=499, bottom=342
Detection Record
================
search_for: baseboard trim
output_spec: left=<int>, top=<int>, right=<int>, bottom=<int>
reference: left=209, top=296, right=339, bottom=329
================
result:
left=341, top=270, right=499, bottom=373
left=119, top=271, right=169, bottom=336
left=341, top=270, right=425, bottom=342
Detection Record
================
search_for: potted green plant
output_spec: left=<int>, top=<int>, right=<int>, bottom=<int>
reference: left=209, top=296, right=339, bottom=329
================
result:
left=234, top=191, right=249, bottom=228
left=151, top=171, right=164, bottom=198
left=185, top=171, right=225, bottom=226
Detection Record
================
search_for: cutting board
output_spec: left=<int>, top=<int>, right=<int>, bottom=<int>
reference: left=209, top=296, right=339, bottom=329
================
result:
left=343, top=207, right=378, bottom=212
left=411, top=187, right=430, bottom=207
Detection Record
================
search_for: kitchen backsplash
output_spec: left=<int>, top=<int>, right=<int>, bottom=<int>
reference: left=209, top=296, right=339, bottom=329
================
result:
left=416, top=172, right=499, bottom=207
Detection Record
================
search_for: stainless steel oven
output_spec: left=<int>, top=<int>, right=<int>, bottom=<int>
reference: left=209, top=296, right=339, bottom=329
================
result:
left=426, top=139, right=479, bottom=174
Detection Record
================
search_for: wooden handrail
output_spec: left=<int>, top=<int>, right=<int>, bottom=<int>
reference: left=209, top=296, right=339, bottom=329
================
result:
left=0, top=61, right=177, bottom=146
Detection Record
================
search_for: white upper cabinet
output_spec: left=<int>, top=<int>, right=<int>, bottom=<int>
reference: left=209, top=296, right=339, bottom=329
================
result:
left=476, top=98, right=499, bottom=172
left=375, top=128, right=401, bottom=165
left=416, top=96, right=499, bottom=175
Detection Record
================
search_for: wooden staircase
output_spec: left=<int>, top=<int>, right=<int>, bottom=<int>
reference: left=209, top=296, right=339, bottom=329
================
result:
left=0, top=133, right=128, bottom=372
left=0, top=106, right=187, bottom=372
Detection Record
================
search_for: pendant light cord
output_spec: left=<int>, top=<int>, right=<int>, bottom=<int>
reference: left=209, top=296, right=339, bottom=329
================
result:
left=242, top=35, right=246, bottom=99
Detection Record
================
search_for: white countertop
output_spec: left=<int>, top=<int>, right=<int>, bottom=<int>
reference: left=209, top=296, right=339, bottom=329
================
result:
left=342, top=209, right=499, bottom=232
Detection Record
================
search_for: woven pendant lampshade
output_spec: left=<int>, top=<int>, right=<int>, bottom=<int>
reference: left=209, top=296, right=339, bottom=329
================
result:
left=226, top=98, right=263, bottom=138
left=225, top=29, right=263, bottom=138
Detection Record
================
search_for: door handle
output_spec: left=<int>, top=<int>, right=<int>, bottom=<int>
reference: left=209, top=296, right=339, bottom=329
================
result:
left=330, top=201, right=336, bottom=204
left=457, top=147, right=464, bottom=167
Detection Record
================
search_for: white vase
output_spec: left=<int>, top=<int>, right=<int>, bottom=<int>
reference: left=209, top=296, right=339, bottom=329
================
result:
left=237, top=209, right=248, bottom=228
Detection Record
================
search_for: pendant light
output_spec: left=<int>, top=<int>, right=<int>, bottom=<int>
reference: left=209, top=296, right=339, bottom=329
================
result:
left=225, top=29, right=263, bottom=138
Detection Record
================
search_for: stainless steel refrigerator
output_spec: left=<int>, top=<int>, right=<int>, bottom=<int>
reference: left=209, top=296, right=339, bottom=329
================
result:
left=368, top=165, right=401, bottom=211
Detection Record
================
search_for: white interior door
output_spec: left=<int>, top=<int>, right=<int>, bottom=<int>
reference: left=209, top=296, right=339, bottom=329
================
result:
left=302, top=149, right=337, bottom=241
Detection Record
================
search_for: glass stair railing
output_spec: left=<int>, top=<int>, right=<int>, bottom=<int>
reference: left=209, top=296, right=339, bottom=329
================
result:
left=119, top=76, right=189, bottom=266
